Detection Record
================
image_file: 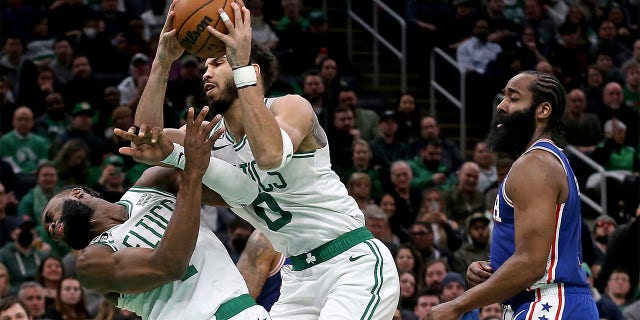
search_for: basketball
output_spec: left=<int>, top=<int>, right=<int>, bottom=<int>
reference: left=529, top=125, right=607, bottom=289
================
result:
left=173, top=0, right=235, bottom=58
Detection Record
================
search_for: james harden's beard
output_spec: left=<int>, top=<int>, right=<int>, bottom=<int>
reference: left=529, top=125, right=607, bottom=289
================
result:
left=486, top=106, right=536, bottom=159
left=207, top=78, right=239, bottom=116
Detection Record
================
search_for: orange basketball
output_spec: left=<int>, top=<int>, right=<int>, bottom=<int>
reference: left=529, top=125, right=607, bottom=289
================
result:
left=172, top=0, right=235, bottom=58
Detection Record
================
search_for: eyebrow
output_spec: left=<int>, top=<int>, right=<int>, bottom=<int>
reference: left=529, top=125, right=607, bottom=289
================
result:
left=502, top=88, right=521, bottom=96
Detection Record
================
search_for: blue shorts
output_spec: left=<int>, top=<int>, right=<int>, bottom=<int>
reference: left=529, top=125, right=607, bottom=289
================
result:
left=511, top=284, right=598, bottom=320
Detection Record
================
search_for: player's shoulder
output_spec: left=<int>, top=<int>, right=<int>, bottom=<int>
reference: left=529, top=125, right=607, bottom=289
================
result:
left=508, top=150, right=565, bottom=186
left=269, top=94, right=313, bottom=113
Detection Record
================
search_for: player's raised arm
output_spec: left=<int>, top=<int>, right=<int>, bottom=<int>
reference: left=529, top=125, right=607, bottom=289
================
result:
left=75, top=107, right=216, bottom=294
left=207, top=3, right=313, bottom=170
left=135, top=1, right=184, bottom=128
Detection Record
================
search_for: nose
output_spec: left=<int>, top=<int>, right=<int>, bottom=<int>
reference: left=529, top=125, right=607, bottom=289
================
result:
left=496, top=95, right=507, bottom=114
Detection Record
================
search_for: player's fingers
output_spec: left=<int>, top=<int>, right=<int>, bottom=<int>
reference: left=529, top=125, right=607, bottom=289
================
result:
left=241, top=6, right=250, bottom=30
left=208, top=126, right=225, bottom=141
left=195, top=106, right=209, bottom=125
left=150, top=127, right=163, bottom=143
left=186, top=107, right=195, bottom=129
left=162, top=8, right=175, bottom=32
left=219, top=9, right=233, bottom=29
left=203, top=114, right=220, bottom=136
left=127, top=125, right=139, bottom=135
left=114, top=128, right=131, bottom=139
left=206, top=25, right=226, bottom=42
left=230, top=3, right=243, bottom=27
left=138, top=123, right=150, bottom=137
left=118, top=147, right=141, bottom=158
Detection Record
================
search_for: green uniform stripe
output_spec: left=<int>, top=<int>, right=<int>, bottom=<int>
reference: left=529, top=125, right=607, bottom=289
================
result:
left=361, top=240, right=383, bottom=320
left=214, top=294, right=256, bottom=320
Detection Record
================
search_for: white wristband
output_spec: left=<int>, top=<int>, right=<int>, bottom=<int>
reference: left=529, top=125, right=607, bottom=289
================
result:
left=232, top=65, right=257, bottom=89
left=160, top=143, right=185, bottom=170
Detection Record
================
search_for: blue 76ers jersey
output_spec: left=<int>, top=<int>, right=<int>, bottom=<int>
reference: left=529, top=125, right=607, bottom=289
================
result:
left=489, top=139, right=589, bottom=308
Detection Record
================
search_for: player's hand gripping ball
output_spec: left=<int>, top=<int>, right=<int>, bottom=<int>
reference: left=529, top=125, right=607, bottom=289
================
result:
left=173, top=0, right=235, bottom=58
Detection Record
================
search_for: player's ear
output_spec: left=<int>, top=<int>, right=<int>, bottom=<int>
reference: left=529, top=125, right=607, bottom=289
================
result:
left=537, top=102, right=551, bottom=120
left=70, top=187, right=84, bottom=199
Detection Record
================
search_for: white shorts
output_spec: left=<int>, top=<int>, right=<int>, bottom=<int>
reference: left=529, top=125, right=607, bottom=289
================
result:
left=270, top=238, right=400, bottom=320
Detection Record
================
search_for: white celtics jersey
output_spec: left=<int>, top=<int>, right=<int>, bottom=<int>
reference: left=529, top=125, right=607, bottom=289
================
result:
left=212, top=97, right=365, bottom=257
left=90, top=186, right=249, bottom=320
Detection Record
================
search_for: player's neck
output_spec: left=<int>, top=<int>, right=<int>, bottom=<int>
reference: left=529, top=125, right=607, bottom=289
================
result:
left=222, top=106, right=245, bottom=141
left=93, top=203, right=128, bottom=232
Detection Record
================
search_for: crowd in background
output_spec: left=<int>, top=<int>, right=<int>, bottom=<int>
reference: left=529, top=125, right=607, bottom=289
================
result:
left=0, top=0, right=639, bottom=319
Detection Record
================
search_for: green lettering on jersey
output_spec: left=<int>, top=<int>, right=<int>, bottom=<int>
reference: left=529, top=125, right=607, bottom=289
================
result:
left=246, top=161, right=287, bottom=192
left=252, top=193, right=292, bottom=231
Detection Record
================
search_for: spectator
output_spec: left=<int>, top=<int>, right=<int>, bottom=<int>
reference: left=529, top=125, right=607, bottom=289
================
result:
left=444, top=161, right=485, bottom=228
left=363, top=204, right=399, bottom=253
left=61, top=55, right=106, bottom=110
left=582, top=64, right=605, bottom=113
left=409, top=138, right=457, bottom=192
left=595, top=82, right=639, bottom=148
left=47, top=0, right=93, bottom=38
left=621, top=38, right=640, bottom=71
left=17, top=163, right=59, bottom=231
left=317, top=57, right=348, bottom=111
left=581, top=262, right=625, bottom=320
left=472, top=141, right=497, bottom=192
left=480, top=0, right=522, bottom=50
left=272, top=0, right=309, bottom=75
left=590, top=20, right=633, bottom=68
left=410, top=116, right=464, bottom=172
left=339, top=139, right=384, bottom=200
left=422, top=258, right=449, bottom=292
left=71, top=14, right=119, bottom=74
left=98, top=0, right=132, bottom=41
left=594, top=49, right=625, bottom=84
left=439, top=0, right=476, bottom=56
left=25, top=14, right=55, bottom=66
left=337, top=86, right=380, bottom=142
left=300, top=69, right=330, bottom=130
left=18, top=282, right=48, bottom=320
left=439, top=272, right=480, bottom=320
left=622, top=62, right=640, bottom=109
left=0, top=36, right=39, bottom=106
left=139, top=0, right=166, bottom=41
left=48, top=38, right=74, bottom=85
left=417, top=188, right=463, bottom=253
left=347, top=172, right=374, bottom=210
left=166, top=55, right=205, bottom=113
left=394, top=92, right=422, bottom=143
left=409, top=221, right=454, bottom=266
left=591, top=215, right=618, bottom=280
left=395, top=244, right=424, bottom=277
left=413, top=289, right=440, bottom=320
left=588, top=119, right=640, bottom=218
left=0, top=297, right=31, bottom=320
left=388, top=161, right=423, bottom=242
left=55, top=101, right=105, bottom=166
left=546, top=23, right=591, bottom=89
left=456, top=19, right=503, bottom=76
left=370, top=110, right=411, bottom=172
left=398, top=271, right=418, bottom=311
left=561, top=88, right=603, bottom=154
left=0, top=215, right=48, bottom=295
left=522, top=0, right=558, bottom=46
left=404, top=0, right=452, bottom=77
left=30, top=66, right=63, bottom=118
left=478, top=302, right=503, bottom=320
left=603, top=269, right=634, bottom=310
left=52, top=138, right=90, bottom=187
left=0, top=107, right=49, bottom=180
left=452, top=212, right=491, bottom=274
left=117, top=53, right=149, bottom=110
left=0, top=183, right=17, bottom=249
left=327, top=105, right=359, bottom=173
left=35, top=256, right=64, bottom=312
left=44, top=276, right=89, bottom=320
left=246, top=0, right=278, bottom=49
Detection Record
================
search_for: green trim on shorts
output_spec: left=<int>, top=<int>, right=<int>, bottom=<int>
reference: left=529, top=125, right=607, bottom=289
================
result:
left=360, top=240, right=384, bottom=320
left=215, top=294, right=256, bottom=320
left=289, top=227, right=374, bottom=271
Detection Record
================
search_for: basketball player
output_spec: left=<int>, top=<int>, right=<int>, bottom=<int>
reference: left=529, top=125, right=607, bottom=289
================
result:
left=427, top=72, right=598, bottom=319
left=236, top=229, right=287, bottom=311
left=131, top=2, right=400, bottom=319
left=41, top=108, right=271, bottom=319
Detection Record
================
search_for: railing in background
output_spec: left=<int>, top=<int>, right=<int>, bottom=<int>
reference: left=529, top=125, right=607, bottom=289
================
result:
left=430, top=47, right=466, bottom=155
left=565, top=145, right=607, bottom=216
left=346, top=0, right=407, bottom=93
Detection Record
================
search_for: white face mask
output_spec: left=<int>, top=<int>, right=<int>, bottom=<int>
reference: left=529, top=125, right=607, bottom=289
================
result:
left=83, top=27, right=98, bottom=39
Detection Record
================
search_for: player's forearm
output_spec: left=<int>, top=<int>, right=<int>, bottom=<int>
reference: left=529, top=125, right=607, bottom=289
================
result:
left=450, top=254, right=544, bottom=314
left=152, top=169, right=203, bottom=278
left=237, top=87, right=283, bottom=169
left=134, top=61, right=171, bottom=128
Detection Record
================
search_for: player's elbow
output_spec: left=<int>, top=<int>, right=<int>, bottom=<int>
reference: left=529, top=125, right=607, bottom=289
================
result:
left=254, top=150, right=283, bottom=170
